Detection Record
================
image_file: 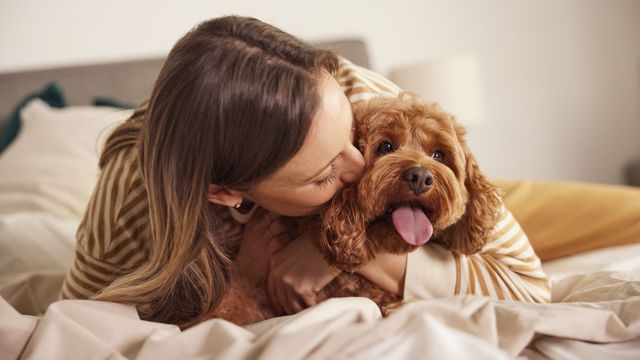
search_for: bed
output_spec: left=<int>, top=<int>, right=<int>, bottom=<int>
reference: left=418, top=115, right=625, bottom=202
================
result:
left=1, top=39, right=639, bottom=360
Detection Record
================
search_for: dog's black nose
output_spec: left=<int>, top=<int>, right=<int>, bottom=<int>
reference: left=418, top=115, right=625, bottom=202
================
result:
left=402, top=167, right=433, bottom=196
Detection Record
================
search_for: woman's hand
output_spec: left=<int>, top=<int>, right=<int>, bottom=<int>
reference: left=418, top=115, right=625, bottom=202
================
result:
left=356, top=252, right=408, bottom=296
left=267, top=232, right=341, bottom=315
left=235, top=209, right=293, bottom=285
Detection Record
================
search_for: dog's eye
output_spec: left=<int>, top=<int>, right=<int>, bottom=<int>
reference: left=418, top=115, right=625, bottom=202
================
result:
left=376, top=141, right=395, bottom=155
left=432, top=150, right=444, bottom=162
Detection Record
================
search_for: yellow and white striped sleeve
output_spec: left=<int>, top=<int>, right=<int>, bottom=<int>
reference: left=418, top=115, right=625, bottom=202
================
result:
left=59, top=146, right=149, bottom=300
left=59, top=144, right=245, bottom=300
left=336, top=57, right=401, bottom=103
left=404, top=204, right=551, bottom=303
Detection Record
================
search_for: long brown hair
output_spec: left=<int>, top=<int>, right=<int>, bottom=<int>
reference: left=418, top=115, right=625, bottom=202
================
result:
left=93, top=16, right=339, bottom=328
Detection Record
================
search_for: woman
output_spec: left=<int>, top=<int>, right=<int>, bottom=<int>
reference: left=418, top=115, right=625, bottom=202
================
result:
left=60, top=15, right=549, bottom=328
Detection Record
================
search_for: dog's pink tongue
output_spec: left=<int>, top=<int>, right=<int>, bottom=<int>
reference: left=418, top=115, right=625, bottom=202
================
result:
left=391, top=203, right=433, bottom=245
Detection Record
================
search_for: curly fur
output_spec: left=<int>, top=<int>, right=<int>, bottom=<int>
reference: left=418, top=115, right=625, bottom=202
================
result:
left=210, top=92, right=501, bottom=325
left=318, top=92, right=501, bottom=269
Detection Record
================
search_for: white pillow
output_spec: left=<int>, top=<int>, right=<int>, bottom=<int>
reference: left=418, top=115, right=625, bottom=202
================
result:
left=0, top=99, right=134, bottom=219
left=0, top=211, right=78, bottom=315
left=0, top=211, right=77, bottom=276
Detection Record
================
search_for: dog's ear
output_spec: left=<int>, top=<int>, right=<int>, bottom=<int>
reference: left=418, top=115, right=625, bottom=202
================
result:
left=318, top=185, right=374, bottom=272
left=438, top=123, right=501, bottom=255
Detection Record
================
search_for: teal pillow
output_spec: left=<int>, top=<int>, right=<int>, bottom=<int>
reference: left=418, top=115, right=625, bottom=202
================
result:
left=0, top=82, right=67, bottom=153
left=92, top=97, right=136, bottom=109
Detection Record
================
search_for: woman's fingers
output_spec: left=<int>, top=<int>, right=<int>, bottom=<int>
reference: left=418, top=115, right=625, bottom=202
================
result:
left=267, top=217, right=289, bottom=236
left=267, top=233, right=291, bottom=254
left=267, top=273, right=284, bottom=315
left=285, top=286, right=306, bottom=314
left=300, top=290, right=317, bottom=307
left=274, top=277, right=291, bottom=315
left=265, top=216, right=297, bottom=255
left=267, top=264, right=305, bottom=315
left=262, top=223, right=331, bottom=316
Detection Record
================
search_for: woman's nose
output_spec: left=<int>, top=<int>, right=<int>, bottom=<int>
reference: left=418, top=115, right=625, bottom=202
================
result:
left=340, top=145, right=365, bottom=184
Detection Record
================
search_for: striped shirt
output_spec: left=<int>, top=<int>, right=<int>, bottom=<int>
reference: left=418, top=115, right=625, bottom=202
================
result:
left=59, top=57, right=550, bottom=303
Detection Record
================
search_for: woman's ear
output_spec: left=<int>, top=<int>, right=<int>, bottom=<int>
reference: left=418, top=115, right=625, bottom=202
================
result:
left=207, top=184, right=244, bottom=207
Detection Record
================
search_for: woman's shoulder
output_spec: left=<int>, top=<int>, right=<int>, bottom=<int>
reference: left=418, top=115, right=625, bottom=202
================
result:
left=98, top=106, right=144, bottom=169
left=78, top=141, right=149, bottom=260
left=95, top=113, right=147, bottom=220
left=336, top=57, right=402, bottom=103
left=101, top=144, right=145, bottom=200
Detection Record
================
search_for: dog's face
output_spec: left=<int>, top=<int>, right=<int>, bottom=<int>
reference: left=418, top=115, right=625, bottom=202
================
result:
left=318, top=93, right=500, bottom=271
left=353, top=93, right=471, bottom=251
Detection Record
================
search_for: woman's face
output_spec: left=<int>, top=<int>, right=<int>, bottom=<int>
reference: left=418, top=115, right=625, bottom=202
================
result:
left=245, top=71, right=365, bottom=216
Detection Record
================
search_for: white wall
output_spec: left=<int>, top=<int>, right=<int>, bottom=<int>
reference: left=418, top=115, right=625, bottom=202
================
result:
left=2, top=0, right=639, bottom=184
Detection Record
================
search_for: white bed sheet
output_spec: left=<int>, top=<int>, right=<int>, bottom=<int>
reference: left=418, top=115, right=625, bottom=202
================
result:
left=0, top=210, right=639, bottom=359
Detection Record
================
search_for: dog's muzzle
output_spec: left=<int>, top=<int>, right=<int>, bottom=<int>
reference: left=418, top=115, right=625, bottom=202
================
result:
left=402, top=167, right=433, bottom=196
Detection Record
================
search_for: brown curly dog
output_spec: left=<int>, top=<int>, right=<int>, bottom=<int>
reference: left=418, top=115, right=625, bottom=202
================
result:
left=317, top=92, right=501, bottom=271
left=211, top=92, right=501, bottom=325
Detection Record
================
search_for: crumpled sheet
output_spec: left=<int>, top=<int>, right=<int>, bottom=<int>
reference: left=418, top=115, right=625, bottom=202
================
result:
left=1, top=271, right=639, bottom=360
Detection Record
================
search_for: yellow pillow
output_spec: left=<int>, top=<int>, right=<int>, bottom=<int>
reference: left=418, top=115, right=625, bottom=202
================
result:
left=496, top=180, right=640, bottom=261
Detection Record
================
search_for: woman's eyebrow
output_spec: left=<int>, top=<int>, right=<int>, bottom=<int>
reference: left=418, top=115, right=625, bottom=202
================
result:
left=303, top=154, right=339, bottom=183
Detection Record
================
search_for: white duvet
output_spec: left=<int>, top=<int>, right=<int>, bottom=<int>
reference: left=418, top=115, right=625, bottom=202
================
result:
left=1, top=210, right=639, bottom=360
left=1, top=100, right=639, bottom=359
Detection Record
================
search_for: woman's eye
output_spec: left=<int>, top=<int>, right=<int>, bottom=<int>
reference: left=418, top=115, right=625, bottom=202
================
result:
left=376, top=141, right=395, bottom=155
left=432, top=150, right=444, bottom=162
left=315, top=163, right=337, bottom=188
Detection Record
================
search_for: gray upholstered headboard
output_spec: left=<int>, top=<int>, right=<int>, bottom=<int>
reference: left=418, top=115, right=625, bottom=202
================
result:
left=0, top=39, right=370, bottom=129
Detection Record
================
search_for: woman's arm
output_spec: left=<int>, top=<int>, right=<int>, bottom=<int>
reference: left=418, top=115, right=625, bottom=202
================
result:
left=230, top=207, right=341, bottom=315
left=356, top=252, right=407, bottom=296
left=59, top=146, right=148, bottom=299
left=337, top=57, right=401, bottom=102
left=358, top=204, right=551, bottom=303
